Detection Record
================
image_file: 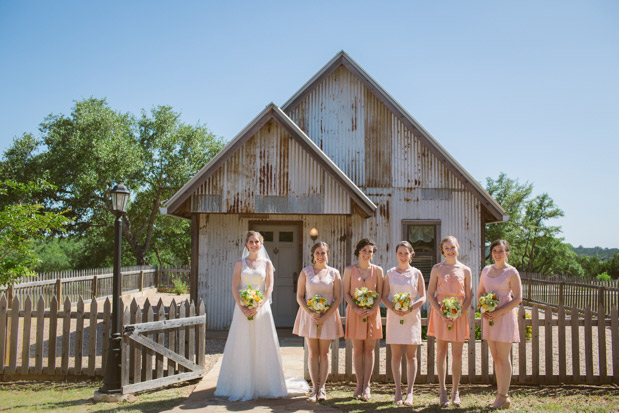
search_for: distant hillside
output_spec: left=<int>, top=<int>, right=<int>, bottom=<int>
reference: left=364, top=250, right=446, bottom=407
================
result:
left=572, top=246, right=619, bottom=261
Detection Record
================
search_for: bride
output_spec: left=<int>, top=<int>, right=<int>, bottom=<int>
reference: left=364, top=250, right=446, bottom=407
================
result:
left=214, top=230, right=287, bottom=401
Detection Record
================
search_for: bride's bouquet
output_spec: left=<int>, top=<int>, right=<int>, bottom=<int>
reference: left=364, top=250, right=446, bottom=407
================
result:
left=392, top=292, right=411, bottom=324
left=478, top=291, right=500, bottom=326
left=441, top=297, right=462, bottom=330
left=307, top=295, right=330, bottom=327
left=353, top=287, right=378, bottom=322
left=239, top=285, right=264, bottom=320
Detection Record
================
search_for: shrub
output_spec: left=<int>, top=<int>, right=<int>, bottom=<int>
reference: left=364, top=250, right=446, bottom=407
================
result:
left=172, top=277, right=189, bottom=295
left=524, top=313, right=532, bottom=339
left=596, top=272, right=611, bottom=281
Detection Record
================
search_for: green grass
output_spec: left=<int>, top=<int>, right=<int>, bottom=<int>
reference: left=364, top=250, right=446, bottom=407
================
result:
left=0, top=379, right=196, bottom=412
left=320, top=383, right=619, bottom=412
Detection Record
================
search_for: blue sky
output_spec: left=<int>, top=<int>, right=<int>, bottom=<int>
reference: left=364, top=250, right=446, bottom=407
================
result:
left=1, top=1, right=617, bottom=248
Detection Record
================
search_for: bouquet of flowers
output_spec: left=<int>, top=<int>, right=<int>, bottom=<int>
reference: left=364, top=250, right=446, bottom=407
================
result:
left=307, top=295, right=330, bottom=327
left=352, top=287, right=378, bottom=322
left=441, top=297, right=462, bottom=330
left=392, top=292, right=412, bottom=325
left=239, top=285, right=264, bottom=320
left=478, top=291, right=500, bottom=326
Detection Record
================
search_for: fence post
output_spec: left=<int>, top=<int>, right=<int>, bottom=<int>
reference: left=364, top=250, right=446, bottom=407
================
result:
left=154, top=267, right=160, bottom=290
left=92, top=275, right=98, bottom=300
left=527, top=276, right=532, bottom=302
left=7, top=285, right=13, bottom=307
left=598, top=286, right=605, bottom=312
left=559, top=282, right=564, bottom=307
left=139, top=271, right=144, bottom=292
left=56, top=278, right=62, bottom=303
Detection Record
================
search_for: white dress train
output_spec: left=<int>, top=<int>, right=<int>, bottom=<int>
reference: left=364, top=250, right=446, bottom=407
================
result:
left=215, top=258, right=300, bottom=401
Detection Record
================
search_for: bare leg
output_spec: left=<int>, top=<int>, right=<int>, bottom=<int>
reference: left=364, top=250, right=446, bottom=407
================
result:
left=490, top=341, right=513, bottom=408
left=390, top=344, right=403, bottom=404
left=352, top=339, right=364, bottom=397
left=362, top=339, right=376, bottom=399
left=307, top=338, right=321, bottom=400
left=436, top=340, right=449, bottom=406
left=450, top=341, right=464, bottom=405
left=404, top=344, right=418, bottom=406
left=318, top=339, right=331, bottom=393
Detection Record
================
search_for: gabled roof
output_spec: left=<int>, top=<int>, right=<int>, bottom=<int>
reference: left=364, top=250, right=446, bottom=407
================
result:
left=282, top=51, right=506, bottom=223
left=163, top=103, right=377, bottom=218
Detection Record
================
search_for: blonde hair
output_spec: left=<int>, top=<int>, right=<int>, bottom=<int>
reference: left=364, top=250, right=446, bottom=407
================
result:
left=245, top=230, right=264, bottom=244
left=440, top=236, right=459, bottom=256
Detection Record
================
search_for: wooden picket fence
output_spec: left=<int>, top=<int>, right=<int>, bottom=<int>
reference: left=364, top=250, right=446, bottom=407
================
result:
left=1, top=265, right=190, bottom=311
left=309, top=303, right=619, bottom=385
left=521, top=272, right=619, bottom=317
left=0, top=293, right=205, bottom=390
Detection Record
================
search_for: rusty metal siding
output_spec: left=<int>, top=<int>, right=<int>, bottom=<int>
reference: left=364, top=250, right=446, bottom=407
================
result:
left=287, top=66, right=367, bottom=187
left=190, top=119, right=350, bottom=215
left=365, top=87, right=392, bottom=187
left=198, top=213, right=348, bottom=329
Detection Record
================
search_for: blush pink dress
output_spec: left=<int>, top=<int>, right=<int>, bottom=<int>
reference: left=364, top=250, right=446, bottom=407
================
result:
left=479, top=265, right=520, bottom=343
left=345, top=264, right=383, bottom=340
left=427, top=261, right=470, bottom=342
left=385, top=267, right=423, bottom=345
left=293, top=265, right=344, bottom=340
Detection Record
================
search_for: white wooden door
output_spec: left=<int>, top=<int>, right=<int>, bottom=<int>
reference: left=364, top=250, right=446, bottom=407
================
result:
left=253, top=224, right=300, bottom=327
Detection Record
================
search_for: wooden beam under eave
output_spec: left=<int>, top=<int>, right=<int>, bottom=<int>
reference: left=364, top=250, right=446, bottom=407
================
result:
left=190, top=214, right=199, bottom=303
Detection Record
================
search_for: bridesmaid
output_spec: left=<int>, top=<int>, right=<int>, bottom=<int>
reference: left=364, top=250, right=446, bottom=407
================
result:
left=382, top=241, right=426, bottom=406
left=293, top=241, right=344, bottom=402
left=427, top=236, right=473, bottom=407
left=342, top=238, right=384, bottom=401
left=477, top=239, right=522, bottom=409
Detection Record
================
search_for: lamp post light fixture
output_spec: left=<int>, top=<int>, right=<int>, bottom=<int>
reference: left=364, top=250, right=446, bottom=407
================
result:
left=95, top=183, right=130, bottom=402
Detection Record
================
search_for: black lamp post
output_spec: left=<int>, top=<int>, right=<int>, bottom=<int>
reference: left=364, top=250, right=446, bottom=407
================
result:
left=98, top=183, right=130, bottom=395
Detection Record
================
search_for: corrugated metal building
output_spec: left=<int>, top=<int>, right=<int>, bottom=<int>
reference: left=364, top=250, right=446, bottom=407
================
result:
left=163, top=52, right=506, bottom=329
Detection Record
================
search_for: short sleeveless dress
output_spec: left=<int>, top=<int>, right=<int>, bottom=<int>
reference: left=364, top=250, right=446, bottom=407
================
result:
left=345, top=264, right=383, bottom=340
left=479, top=265, right=520, bottom=343
left=293, top=265, right=344, bottom=340
left=385, top=267, right=423, bottom=345
left=427, top=262, right=470, bottom=342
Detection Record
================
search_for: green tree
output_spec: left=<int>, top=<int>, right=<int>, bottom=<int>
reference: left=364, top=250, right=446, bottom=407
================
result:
left=485, top=173, right=583, bottom=276
left=0, top=180, right=71, bottom=285
left=1, top=98, right=224, bottom=267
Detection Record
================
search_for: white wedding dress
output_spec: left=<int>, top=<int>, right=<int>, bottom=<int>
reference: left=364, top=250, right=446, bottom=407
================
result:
left=215, top=258, right=307, bottom=401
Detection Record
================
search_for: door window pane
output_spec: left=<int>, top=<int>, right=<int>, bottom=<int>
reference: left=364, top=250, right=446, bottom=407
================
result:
left=279, top=231, right=294, bottom=242
left=405, top=224, right=438, bottom=281
left=260, top=231, right=274, bottom=242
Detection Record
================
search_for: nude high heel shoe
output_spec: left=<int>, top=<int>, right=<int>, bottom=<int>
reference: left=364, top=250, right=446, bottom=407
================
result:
left=494, top=393, right=511, bottom=410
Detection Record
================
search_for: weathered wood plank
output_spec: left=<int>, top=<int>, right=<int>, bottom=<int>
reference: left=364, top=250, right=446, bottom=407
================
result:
left=156, top=300, right=165, bottom=379
left=372, top=339, right=380, bottom=381
left=532, top=304, right=539, bottom=383
left=386, top=341, right=393, bottom=382
left=345, top=339, right=352, bottom=377
left=571, top=303, right=580, bottom=383
left=34, top=296, right=45, bottom=374
left=131, top=304, right=142, bottom=384
left=124, top=315, right=206, bottom=333
left=75, top=297, right=85, bottom=374
left=129, top=298, right=138, bottom=382
left=481, top=326, right=489, bottom=383
left=331, top=338, right=339, bottom=376
left=102, top=298, right=111, bottom=372
left=144, top=303, right=154, bottom=381
left=21, top=296, right=32, bottom=375
left=88, top=298, right=98, bottom=376
left=303, top=338, right=309, bottom=381
left=177, top=302, right=186, bottom=374
left=518, top=304, right=526, bottom=384
left=545, top=306, right=553, bottom=383
left=187, top=302, right=195, bottom=372
left=121, top=305, right=131, bottom=387
left=558, top=304, right=566, bottom=383
left=167, top=300, right=177, bottom=376
left=427, top=335, right=434, bottom=383
left=47, top=296, right=58, bottom=375
left=126, top=333, right=203, bottom=372
left=597, top=303, right=607, bottom=382
left=468, top=310, right=475, bottom=384
left=61, top=297, right=71, bottom=375
left=611, top=306, right=619, bottom=385
left=122, top=370, right=204, bottom=395
left=584, top=305, right=593, bottom=383
left=8, top=296, right=20, bottom=374
left=196, top=300, right=205, bottom=369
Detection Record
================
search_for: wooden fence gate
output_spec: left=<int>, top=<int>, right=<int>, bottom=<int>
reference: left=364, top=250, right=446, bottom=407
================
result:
left=120, top=299, right=206, bottom=394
